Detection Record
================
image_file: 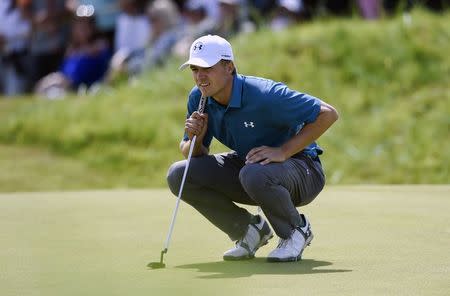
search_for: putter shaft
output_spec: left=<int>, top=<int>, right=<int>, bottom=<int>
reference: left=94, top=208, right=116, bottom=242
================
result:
left=155, top=96, right=207, bottom=266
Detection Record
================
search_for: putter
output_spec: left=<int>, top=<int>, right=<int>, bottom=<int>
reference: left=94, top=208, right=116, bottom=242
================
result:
left=148, top=96, right=207, bottom=269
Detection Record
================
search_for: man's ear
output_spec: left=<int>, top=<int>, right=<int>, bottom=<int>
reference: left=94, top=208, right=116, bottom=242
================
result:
left=228, top=61, right=235, bottom=74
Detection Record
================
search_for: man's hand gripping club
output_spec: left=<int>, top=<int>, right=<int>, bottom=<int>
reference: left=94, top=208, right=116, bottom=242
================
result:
left=181, top=97, right=209, bottom=158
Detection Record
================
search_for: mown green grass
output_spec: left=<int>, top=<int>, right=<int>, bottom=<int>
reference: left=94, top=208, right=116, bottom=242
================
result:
left=0, top=9, right=448, bottom=191
left=1, top=186, right=449, bottom=295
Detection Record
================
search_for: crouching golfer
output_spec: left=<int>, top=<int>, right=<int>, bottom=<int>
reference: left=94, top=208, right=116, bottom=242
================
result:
left=167, top=35, right=338, bottom=262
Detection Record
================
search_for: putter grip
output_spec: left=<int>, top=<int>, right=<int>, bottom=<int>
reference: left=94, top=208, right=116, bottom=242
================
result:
left=197, top=96, right=207, bottom=114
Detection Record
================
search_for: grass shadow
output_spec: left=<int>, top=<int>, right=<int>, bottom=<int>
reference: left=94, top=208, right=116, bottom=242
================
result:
left=175, top=258, right=352, bottom=279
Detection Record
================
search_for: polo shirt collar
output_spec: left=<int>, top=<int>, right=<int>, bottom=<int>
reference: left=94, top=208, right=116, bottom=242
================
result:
left=228, top=74, right=243, bottom=108
left=207, top=74, right=243, bottom=109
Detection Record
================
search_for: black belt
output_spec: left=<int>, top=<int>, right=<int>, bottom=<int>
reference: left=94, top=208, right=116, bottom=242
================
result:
left=292, top=152, right=320, bottom=163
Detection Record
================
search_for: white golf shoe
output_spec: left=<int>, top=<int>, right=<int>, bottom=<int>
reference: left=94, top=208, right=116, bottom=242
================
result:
left=267, top=214, right=313, bottom=262
left=223, top=215, right=273, bottom=260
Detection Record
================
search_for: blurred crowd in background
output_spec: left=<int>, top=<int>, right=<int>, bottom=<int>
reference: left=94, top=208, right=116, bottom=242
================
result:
left=0, top=0, right=447, bottom=99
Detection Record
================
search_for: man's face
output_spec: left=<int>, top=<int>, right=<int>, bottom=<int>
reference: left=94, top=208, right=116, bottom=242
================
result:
left=190, top=61, right=233, bottom=102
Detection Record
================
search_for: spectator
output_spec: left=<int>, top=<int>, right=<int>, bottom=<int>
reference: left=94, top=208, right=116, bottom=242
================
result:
left=357, top=0, right=381, bottom=19
left=69, top=0, right=120, bottom=46
left=185, top=0, right=221, bottom=19
left=108, top=0, right=183, bottom=81
left=0, top=0, right=32, bottom=97
left=216, top=0, right=255, bottom=38
left=110, top=0, right=151, bottom=77
left=172, top=0, right=217, bottom=58
left=269, top=0, right=303, bottom=31
left=247, top=0, right=277, bottom=27
left=28, top=0, right=72, bottom=89
left=142, top=0, right=183, bottom=71
left=114, top=0, right=150, bottom=52
left=299, top=0, right=318, bottom=20
left=35, top=15, right=111, bottom=98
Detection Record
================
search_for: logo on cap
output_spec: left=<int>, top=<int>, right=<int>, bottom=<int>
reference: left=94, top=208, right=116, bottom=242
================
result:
left=192, top=42, right=204, bottom=52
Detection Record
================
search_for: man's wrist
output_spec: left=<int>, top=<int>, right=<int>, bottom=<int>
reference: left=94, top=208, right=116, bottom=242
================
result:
left=280, top=145, right=293, bottom=160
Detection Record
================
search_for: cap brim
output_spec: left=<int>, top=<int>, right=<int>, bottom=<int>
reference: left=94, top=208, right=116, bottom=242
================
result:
left=179, top=57, right=221, bottom=70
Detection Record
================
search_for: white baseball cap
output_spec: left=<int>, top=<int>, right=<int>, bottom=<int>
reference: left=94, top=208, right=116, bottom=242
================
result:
left=179, top=35, right=234, bottom=70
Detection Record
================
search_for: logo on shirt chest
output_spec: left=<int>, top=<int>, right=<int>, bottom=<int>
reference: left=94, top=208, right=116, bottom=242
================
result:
left=244, top=121, right=255, bottom=128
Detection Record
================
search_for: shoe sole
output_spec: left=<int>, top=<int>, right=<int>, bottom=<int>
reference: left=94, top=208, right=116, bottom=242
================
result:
left=223, top=254, right=255, bottom=261
left=223, top=232, right=274, bottom=261
left=266, top=233, right=314, bottom=263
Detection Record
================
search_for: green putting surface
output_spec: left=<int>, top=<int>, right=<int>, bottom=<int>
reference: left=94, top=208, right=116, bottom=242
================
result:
left=1, top=186, right=449, bottom=296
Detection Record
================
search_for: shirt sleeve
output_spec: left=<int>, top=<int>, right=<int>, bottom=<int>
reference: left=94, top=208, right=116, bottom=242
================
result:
left=267, top=82, right=322, bottom=127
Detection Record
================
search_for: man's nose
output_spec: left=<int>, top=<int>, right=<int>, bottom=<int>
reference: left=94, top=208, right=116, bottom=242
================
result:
left=196, top=69, right=207, bottom=79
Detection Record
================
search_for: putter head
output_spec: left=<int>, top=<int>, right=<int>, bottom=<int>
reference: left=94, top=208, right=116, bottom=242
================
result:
left=147, top=261, right=166, bottom=269
left=147, top=249, right=167, bottom=269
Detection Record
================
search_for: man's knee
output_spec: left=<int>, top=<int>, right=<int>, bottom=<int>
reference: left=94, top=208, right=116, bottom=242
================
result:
left=239, top=164, right=273, bottom=196
left=166, top=160, right=186, bottom=196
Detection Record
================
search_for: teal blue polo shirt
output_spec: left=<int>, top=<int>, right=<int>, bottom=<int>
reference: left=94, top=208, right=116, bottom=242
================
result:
left=183, top=74, right=323, bottom=159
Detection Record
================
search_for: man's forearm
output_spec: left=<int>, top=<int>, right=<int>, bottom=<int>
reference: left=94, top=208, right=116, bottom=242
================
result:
left=180, top=139, right=209, bottom=158
left=281, top=103, right=339, bottom=158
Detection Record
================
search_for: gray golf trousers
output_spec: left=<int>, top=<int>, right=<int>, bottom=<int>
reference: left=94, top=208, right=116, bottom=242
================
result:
left=166, top=151, right=325, bottom=241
